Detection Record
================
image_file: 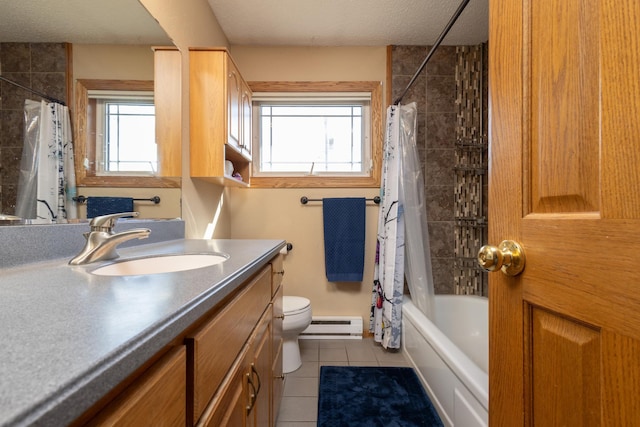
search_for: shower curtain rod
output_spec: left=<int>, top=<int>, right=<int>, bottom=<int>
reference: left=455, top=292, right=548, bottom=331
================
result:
left=0, top=75, right=66, bottom=106
left=394, top=0, right=471, bottom=105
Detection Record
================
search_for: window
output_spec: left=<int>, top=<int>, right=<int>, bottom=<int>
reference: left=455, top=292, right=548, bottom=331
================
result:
left=74, top=79, right=179, bottom=188
left=92, top=92, right=156, bottom=175
left=249, top=81, right=382, bottom=188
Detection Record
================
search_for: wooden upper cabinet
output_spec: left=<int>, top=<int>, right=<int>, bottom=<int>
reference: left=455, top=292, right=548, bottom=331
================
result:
left=153, top=46, right=182, bottom=177
left=189, top=48, right=252, bottom=187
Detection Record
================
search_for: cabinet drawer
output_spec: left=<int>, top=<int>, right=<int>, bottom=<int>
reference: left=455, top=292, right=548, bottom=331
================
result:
left=187, top=266, right=272, bottom=423
left=271, top=254, right=284, bottom=296
left=86, top=346, right=186, bottom=427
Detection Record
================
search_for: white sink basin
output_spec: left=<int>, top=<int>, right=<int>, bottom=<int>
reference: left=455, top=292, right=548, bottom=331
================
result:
left=91, top=253, right=228, bottom=276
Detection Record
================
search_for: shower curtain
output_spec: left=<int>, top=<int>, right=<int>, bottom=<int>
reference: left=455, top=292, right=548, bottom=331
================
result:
left=370, top=102, right=435, bottom=349
left=15, top=100, right=77, bottom=222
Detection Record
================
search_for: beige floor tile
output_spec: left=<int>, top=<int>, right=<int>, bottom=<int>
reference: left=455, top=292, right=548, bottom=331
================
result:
left=319, top=347, right=348, bottom=362
left=346, top=345, right=378, bottom=362
left=375, top=348, right=408, bottom=364
left=287, top=361, right=319, bottom=378
left=300, top=344, right=319, bottom=362
left=315, top=338, right=354, bottom=348
left=276, top=396, right=318, bottom=422
left=348, top=360, right=379, bottom=366
left=283, top=376, right=318, bottom=397
left=299, top=339, right=320, bottom=349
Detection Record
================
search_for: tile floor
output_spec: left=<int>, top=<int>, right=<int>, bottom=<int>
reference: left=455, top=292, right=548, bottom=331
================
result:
left=275, top=337, right=410, bottom=426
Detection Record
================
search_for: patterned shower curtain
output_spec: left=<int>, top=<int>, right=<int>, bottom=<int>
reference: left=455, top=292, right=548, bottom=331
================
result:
left=15, top=100, right=77, bottom=222
left=370, top=104, right=406, bottom=349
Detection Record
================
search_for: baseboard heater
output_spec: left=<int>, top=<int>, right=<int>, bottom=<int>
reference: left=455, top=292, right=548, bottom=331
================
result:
left=299, top=316, right=363, bottom=340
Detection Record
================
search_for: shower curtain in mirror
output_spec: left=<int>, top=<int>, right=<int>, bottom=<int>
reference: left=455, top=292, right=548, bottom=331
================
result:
left=370, top=102, right=434, bottom=349
left=15, top=100, right=77, bottom=222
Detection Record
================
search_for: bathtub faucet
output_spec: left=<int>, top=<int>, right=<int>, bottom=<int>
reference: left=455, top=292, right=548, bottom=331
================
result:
left=69, top=212, right=150, bottom=265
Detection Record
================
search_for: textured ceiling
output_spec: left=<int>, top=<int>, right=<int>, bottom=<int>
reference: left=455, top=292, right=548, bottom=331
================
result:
left=0, top=0, right=171, bottom=44
left=0, top=0, right=488, bottom=47
left=207, top=0, right=489, bottom=46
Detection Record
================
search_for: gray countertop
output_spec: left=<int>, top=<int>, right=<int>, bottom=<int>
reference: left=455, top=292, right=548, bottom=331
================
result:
left=0, top=238, right=285, bottom=427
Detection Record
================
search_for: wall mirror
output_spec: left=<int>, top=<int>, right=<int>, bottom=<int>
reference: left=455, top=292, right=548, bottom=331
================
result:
left=0, top=0, right=182, bottom=223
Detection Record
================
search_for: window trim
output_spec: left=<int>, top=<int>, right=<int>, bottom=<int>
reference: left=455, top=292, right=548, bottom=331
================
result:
left=74, top=79, right=179, bottom=188
left=247, top=81, right=382, bottom=188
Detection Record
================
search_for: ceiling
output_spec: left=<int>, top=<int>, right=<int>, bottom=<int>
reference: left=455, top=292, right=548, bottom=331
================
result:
left=0, top=0, right=171, bottom=44
left=0, top=0, right=487, bottom=47
left=207, top=0, right=488, bottom=46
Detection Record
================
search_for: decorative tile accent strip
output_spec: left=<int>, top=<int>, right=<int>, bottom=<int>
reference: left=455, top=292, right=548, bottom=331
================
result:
left=454, top=45, right=487, bottom=296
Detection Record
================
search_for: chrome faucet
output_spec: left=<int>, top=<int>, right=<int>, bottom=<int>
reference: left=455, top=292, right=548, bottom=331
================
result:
left=69, top=212, right=151, bottom=265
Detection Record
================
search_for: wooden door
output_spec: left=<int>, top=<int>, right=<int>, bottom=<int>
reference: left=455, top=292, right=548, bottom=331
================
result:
left=489, top=0, right=640, bottom=425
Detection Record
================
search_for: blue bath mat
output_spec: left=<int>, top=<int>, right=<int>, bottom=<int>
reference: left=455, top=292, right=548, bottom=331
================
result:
left=317, top=366, right=444, bottom=427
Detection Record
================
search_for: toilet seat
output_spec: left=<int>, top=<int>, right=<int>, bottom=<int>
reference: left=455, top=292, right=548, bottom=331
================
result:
left=283, top=296, right=311, bottom=316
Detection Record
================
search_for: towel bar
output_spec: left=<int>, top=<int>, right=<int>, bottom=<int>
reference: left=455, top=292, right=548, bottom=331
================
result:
left=300, top=196, right=380, bottom=205
left=73, top=196, right=161, bottom=204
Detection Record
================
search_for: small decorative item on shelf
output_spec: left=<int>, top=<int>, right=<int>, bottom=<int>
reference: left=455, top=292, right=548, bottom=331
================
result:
left=224, top=160, right=234, bottom=176
left=232, top=172, right=243, bottom=181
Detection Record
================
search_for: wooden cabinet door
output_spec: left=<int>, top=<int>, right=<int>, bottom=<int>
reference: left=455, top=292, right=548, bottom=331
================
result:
left=153, top=46, right=181, bottom=177
left=86, top=346, right=186, bottom=427
left=227, top=60, right=242, bottom=150
left=246, top=311, right=271, bottom=427
left=201, top=354, right=248, bottom=427
left=489, top=0, right=640, bottom=425
left=241, top=83, right=252, bottom=159
left=187, top=266, right=271, bottom=423
left=271, top=284, right=284, bottom=421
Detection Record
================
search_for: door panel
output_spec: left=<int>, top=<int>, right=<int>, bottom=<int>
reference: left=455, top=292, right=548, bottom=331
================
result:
left=530, top=0, right=600, bottom=214
left=529, top=307, right=600, bottom=426
left=489, top=0, right=640, bottom=424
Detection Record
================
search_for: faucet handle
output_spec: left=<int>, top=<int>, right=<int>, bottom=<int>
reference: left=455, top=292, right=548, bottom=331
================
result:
left=90, top=212, right=139, bottom=232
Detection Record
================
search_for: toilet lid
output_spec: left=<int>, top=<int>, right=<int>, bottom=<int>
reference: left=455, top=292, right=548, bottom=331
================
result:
left=283, top=296, right=311, bottom=315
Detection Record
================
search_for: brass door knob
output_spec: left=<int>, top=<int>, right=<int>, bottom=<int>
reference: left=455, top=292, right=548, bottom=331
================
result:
left=478, top=240, right=525, bottom=276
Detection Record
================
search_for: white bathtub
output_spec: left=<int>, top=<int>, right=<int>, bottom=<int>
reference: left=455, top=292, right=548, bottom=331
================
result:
left=402, top=295, right=488, bottom=427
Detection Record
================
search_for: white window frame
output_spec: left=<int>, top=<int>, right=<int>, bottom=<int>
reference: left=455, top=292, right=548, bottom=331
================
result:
left=247, top=81, right=382, bottom=189
left=252, top=93, right=371, bottom=177
left=90, top=90, right=156, bottom=176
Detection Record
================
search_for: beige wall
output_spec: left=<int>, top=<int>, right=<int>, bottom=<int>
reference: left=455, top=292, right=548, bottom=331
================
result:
left=141, top=0, right=232, bottom=238
left=72, top=44, right=181, bottom=219
left=229, top=46, right=387, bottom=331
left=141, top=2, right=388, bottom=329
left=73, top=44, right=154, bottom=80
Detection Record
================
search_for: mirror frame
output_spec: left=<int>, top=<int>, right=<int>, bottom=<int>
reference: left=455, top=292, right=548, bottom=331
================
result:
left=74, top=79, right=180, bottom=188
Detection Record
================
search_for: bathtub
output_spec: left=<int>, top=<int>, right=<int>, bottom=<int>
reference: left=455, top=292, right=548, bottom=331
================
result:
left=402, top=295, right=488, bottom=427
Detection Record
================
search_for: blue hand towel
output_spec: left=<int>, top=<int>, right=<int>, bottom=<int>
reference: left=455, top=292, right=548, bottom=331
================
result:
left=323, top=198, right=366, bottom=282
left=86, top=197, right=134, bottom=218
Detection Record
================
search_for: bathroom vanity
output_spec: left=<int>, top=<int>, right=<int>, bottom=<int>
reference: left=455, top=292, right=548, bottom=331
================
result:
left=0, top=237, right=285, bottom=427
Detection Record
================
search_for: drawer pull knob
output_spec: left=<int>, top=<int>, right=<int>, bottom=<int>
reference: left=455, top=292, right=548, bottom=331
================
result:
left=250, top=363, right=262, bottom=394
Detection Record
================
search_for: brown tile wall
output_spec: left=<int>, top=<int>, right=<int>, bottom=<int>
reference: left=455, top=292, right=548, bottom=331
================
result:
left=0, top=43, right=68, bottom=215
left=391, top=44, right=488, bottom=296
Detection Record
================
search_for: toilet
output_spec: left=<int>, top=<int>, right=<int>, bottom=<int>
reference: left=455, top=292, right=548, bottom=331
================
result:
left=282, top=296, right=312, bottom=373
